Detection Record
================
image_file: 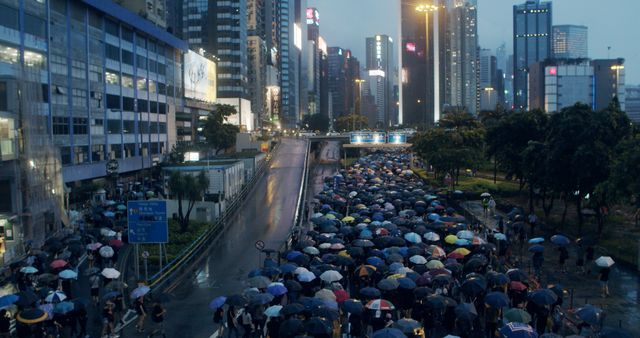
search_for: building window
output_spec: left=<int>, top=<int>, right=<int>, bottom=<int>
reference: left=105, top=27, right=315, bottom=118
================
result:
left=24, top=50, right=45, bottom=69
left=121, top=28, right=133, bottom=42
left=122, top=120, right=134, bottom=133
left=122, top=75, right=133, bottom=88
left=105, top=20, right=118, bottom=37
left=122, top=97, right=134, bottom=111
left=122, top=50, right=133, bottom=65
left=0, top=44, right=19, bottom=64
left=124, top=143, right=136, bottom=157
left=0, top=4, right=18, bottom=30
left=110, top=144, right=122, bottom=159
left=0, top=117, right=15, bottom=160
left=137, top=78, right=147, bottom=91
left=0, top=82, right=7, bottom=111
left=91, top=144, right=104, bottom=162
left=148, top=80, right=156, bottom=93
left=106, top=94, right=120, bottom=110
left=52, top=116, right=69, bottom=135
left=107, top=119, right=121, bottom=134
left=138, top=99, right=148, bottom=112
left=74, top=146, right=89, bottom=164
left=72, top=89, right=87, bottom=107
left=24, top=14, right=46, bottom=38
left=158, top=103, right=166, bottom=115
left=157, top=63, right=166, bottom=76
left=60, top=146, right=71, bottom=165
left=73, top=117, right=88, bottom=134
left=158, top=122, right=167, bottom=134
left=137, top=55, right=147, bottom=70
left=106, top=44, right=119, bottom=61
left=105, top=69, right=119, bottom=85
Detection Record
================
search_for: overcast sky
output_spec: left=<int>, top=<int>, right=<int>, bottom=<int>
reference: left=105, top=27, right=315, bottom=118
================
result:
left=307, top=0, right=639, bottom=84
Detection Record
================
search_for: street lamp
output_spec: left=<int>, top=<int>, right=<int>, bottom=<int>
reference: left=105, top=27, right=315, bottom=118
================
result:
left=354, top=79, right=366, bottom=130
left=416, top=3, right=440, bottom=124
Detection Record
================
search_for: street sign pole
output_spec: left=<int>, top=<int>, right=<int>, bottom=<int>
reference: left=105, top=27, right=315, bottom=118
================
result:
left=142, top=250, right=149, bottom=281
left=255, top=240, right=265, bottom=268
left=159, top=243, right=163, bottom=275
left=134, top=244, right=140, bottom=280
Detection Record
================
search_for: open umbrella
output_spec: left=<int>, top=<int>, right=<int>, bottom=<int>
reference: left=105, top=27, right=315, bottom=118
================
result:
left=314, top=288, right=337, bottom=301
left=454, top=302, right=477, bottom=321
left=16, top=308, right=48, bottom=324
left=393, top=318, right=422, bottom=334
left=58, top=269, right=78, bottom=280
left=264, top=305, right=282, bottom=317
left=423, top=232, right=440, bottom=241
left=528, top=289, right=558, bottom=306
left=247, top=276, right=271, bottom=289
left=225, top=294, right=248, bottom=307
left=130, top=285, right=150, bottom=299
left=45, top=291, right=67, bottom=303
left=108, top=239, right=124, bottom=248
left=53, top=301, right=74, bottom=314
left=484, top=291, right=509, bottom=308
left=208, top=296, right=226, bottom=309
left=280, top=303, right=305, bottom=316
left=372, top=328, right=408, bottom=338
left=528, top=237, right=544, bottom=244
left=248, top=292, right=274, bottom=305
left=365, top=299, right=395, bottom=311
left=404, top=232, right=422, bottom=244
left=550, top=234, right=570, bottom=246
left=20, top=266, right=38, bottom=274
left=267, top=283, right=288, bottom=296
left=305, top=317, right=333, bottom=335
left=101, top=268, right=120, bottom=279
left=99, top=246, right=114, bottom=258
left=50, top=259, right=68, bottom=269
left=575, top=304, right=604, bottom=326
left=528, top=245, right=545, bottom=253
left=595, top=256, right=615, bottom=268
left=378, top=279, right=399, bottom=291
left=342, top=299, right=364, bottom=314
left=86, top=242, right=102, bottom=251
left=320, top=270, right=343, bottom=283
left=0, top=294, right=19, bottom=308
left=444, top=235, right=458, bottom=245
left=500, top=322, right=538, bottom=338
left=360, top=287, right=381, bottom=298
left=504, top=308, right=532, bottom=324
left=460, top=277, right=487, bottom=296
left=297, top=271, right=316, bottom=282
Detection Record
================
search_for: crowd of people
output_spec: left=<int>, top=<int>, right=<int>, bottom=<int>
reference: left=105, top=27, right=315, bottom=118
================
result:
left=208, top=151, right=630, bottom=338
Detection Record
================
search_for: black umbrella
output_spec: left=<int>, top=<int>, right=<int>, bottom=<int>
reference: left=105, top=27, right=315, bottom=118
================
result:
left=454, top=302, right=478, bottom=321
left=506, top=269, right=528, bottom=282
left=484, top=291, right=510, bottom=308
left=372, top=328, right=408, bottom=338
left=342, top=299, right=364, bottom=314
left=248, top=292, right=274, bottom=306
left=528, top=289, right=558, bottom=306
left=304, top=317, right=333, bottom=335
left=37, top=273, right=59, bottom=284
left=486, top=271, right=510, bottom=286
left=16, top=291, right=38, bottom=307
left=312, top=306, right=339, bottom=320
left=280, top=303, right=305, bottom=316
left=360, top=287, right=382, bottom=298
left=461, top=277, right=487, bottom=296
left=378, top=279, right=399, bottom=291
left=393, top=318, right=422, bottom=334
left=225, top=294, right=248, bottom=307
left=424, top=295, right=447, bottom=310
left=465, top=258, right=486, bottom=271
left=575, top=305, right=604, bottom=326
left=280, top=318, right=305, bottom=337
left=284, top=280, right=302, bottom=292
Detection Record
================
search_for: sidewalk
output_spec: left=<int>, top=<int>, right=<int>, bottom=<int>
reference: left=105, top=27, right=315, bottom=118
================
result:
left=461, top=199, right=640, bottom=336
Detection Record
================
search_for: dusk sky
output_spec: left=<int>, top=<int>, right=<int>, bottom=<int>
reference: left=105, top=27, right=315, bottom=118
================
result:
left=307, top=0, right=639, bottom=84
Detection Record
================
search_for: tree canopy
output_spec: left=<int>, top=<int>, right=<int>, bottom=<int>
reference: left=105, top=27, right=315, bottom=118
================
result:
left=202, top=104, right=240, bottom=154
left=168, top=171, right=209, bottom=232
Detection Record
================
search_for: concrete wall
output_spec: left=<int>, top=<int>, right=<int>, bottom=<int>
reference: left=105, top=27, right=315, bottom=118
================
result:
left=166, top=199, right=226, bottom=223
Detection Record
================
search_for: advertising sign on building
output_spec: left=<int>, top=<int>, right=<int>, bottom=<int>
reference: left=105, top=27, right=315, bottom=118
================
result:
left=184, top=50, right=217, bottom=103
left=350, top=132, right=386, bottom=144
left=388, top=132, right=408, bottom=144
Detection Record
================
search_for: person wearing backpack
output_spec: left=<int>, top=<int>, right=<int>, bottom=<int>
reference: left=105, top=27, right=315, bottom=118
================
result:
left=240, top=309, right=253, bottom=338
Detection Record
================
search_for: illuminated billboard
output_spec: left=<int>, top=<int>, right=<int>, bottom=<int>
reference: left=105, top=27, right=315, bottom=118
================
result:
left=350, top=132, right=386, bottom=144
left=388, top=132, right=407, bottom=144
left=294, top=23, right=302, bottom=50
left=184, top=50, right=217, bottom=102
left=306, top=8, right=319, bottom=26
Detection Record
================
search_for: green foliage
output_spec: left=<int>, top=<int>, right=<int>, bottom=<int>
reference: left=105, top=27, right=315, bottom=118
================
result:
left=601, top=134, right=640, bottom=207
left=202, top=104, right=240, bottom=155
left=167, top=171, right=210, bottom=232
left=335, top=114, right=368, bottom=132
left=302, top=113, right=330, bottom=132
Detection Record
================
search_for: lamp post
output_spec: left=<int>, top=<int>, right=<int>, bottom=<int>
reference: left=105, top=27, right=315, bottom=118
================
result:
left=416, top=3, right=440, bottom=124
left=354, top=79, right=365, bottom=130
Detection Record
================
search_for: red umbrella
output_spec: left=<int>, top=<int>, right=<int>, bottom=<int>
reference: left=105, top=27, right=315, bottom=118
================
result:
left=50, top=260, right=68, bottom=270
left=333, top=289, right=349, bottom=303
left=447, top=252, right=465, bottom=260
left=365, top=299, right=395, bottom=311
left=108, top=239, right=123, bottom=248
left=509, top=281, right=527, bottom=291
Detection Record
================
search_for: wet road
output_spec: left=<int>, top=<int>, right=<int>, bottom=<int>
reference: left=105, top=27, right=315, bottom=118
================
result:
left=125, top=138, right=307, bottom=337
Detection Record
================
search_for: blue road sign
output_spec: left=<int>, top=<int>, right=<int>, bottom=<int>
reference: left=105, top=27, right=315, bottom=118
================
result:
left=350, top=132, right=386, bottom=144
left=387, top=132, right=408, bottom=144
left=127, top=200, right=169, bottom=243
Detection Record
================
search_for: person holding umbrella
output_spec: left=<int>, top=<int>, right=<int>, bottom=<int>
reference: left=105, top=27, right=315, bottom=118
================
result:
left=598, top=264, right=612, bottom=297
left=134, top=296, right=147, bottom=333
left=89, top=273, right=101, bottom=306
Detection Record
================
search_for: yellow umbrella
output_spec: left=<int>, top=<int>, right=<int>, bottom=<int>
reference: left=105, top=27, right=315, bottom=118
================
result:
left=342, top=216, right=355, bottom=223
left=338, top=250, right=351, bottom=257
left=452, top=248, right=471, bottom=256
left=363, top=218, right=371, bottom=223
left=387, top=273, right=405, bottom=280
left=445, top=235, right=459, bottom=245
left=355, top=204, right=367, bottom=209
left=325, top=214, right=336, bottom=220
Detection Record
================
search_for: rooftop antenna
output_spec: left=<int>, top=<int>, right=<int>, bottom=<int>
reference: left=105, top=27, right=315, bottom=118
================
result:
left=607, top=46, right=611, bottom=59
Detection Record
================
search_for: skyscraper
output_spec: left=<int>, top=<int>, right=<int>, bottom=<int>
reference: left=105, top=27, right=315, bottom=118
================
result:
left=592, top=58, right=626, bottom=111
left=306, top=8, right=321, bottom=116
left=444, top=0, right=478, bottom=115
left=479, top=48, right=499, bottom=110
left=513, top=0, right=552, bottom=110
left=401, top=0, right=447, bottom=126
left=553, top=25, right=588, bottom=59
left=366, top=35, right=394, bottom=127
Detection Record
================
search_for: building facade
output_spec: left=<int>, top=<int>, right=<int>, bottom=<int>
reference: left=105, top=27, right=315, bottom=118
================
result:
left=552, top=25, right=587, bottom=59
left=592, top=58, right=625, bottom=111
left=0, top=0, right=187, bottom=264
left=626, top=85, right=640, bottom=124
left=528, top=60, right=594, bottom=112
left=513, top=0, right=552, bottom=110
left=365, top=35, right=394, bottom=127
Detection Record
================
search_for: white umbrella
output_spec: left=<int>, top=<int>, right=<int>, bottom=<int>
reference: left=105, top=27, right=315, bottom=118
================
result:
left=297, top=271, right=316, bottom=282
left=426, top=260, right=444, bottom=270
left=293, top=267, right=309, bottom=275
left=130, top=285, right=150, bottom=299
left=409, top=255, right=427, bottom=265
left=303, top=246, right=320, bottom=255
left=480, top=192, right=491, bottom=197
left=264, top=305, right=282, bottom=317
left=318, top=243, right=331, bottom=249
left=314, top=288, right=336, bottom=301
left=319, top=270, right=343, bottom=283
left=86, top=242, right=103, bottom=251
left=99, top=246, right=114, bottom=258
left=101, top=268, right=121, bottom=279
left=595, top=256, right=615, bottom=268
left=45, top=291, right=67, bottom=303
left=100, top=228, right=117, bottom=237
left=423, top=232, right=440, bottom=241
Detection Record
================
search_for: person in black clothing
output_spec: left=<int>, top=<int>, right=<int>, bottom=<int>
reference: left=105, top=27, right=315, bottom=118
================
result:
left=134, top=296, right=147, bottom=333
left=558, top=247, right=569, bottom=273
left=0, top=310, right=10, bottom=338
left=75, top=307, right=88, bottom=338
left=148, top=302, right=166, bottom=337
left=226, top=306, right=239, bottom=338
left=599, top=267, right=611, bottom=297
left=266, top=316, right=281, bottom=338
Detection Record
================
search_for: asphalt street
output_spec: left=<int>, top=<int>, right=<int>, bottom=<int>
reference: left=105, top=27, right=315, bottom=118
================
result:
left=120, top=138, right=307, bottom=337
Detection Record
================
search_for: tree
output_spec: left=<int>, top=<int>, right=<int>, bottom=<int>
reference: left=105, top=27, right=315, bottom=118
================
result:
left=202, top=104, right=240, bottom=155
left=335, top=114, right=368, bottom=132
left=302, top=113, right=330, bottom=132
left=168, top=171, right=209, bottom=232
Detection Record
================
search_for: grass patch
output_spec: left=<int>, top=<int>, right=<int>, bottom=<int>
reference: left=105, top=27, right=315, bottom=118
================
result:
left=411, top=167, right=429, bottom=181
left=455, top=176, right=521, bottom=195
left=140, top=219, right=213, bottom=263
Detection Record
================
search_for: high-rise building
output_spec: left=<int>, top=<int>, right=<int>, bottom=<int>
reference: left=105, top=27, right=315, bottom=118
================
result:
left=306, top=8, right=321, bottom=116
left=625, top=85, right=640, bottom=123
left=504, top=54, right=515, bottom=108
left=479, top=48, right=499, bottom=110
left=248, top=0, right=276, bottom=126
left=553, top=25, right=588, bottom=59
left=366, top=35, right=394, bottom=127
left=528, top=60, right=594, bottom=112
left=327, top=47, right=349, bottom=119
left=592, top=58, right=626, bottom=111
left=513, top=0, right=552, bottom=110
left=444, top=0, right=478, bottom=115
left=0, top=0, right=187, bottom=263
left=401, top=0, right=447, bottom=126
left=115, top=0, right=167, bottom=28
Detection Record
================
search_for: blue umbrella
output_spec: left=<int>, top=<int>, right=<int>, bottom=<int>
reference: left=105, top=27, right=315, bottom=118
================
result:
left=360, top=287, right=381, bottom=298
left=341, top=299, right=364, bottom=314
left=0, top=294, right=19, bottom=308
left=575, top=304, right=604, bottom=326
left=500, top=322, right=538, bottom=338
left=267, top=284, right=288, bottom=296
left=130, top=285, right=150, bottom=299
left=372, top=328, right=407, bottom=338
left=528, top=245, right=544, bottom=253
left=528, top=289, right=558, bottom=306
left=280, top=263, right=298, bottom=274
left=102, top=291, right=120, bottom=300
left=455, top=239, right=470, bottom=246
left=360, top=229, right=373, bottom=239
left=528, top=237, right=544, bottom=244
left=550, top=234, right=570, bottom=246
left=58, top=269, right=78, bottom=280
left=484, top=291, right=510, bottom=308
left=397, top=277, right=417, bottom=290
left=103, top=211, right=115, bottom=218
left=53, top=301, right=74, bottom=314
left=209, top=296, right=227, bottom=309
left=286, top=250, right=303, bottom=260
left=366, top=256, right=385, bottom=267
left=494, top=233, right=507, bottom=241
